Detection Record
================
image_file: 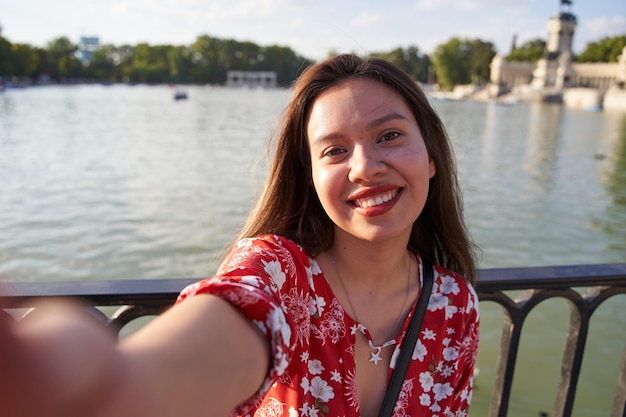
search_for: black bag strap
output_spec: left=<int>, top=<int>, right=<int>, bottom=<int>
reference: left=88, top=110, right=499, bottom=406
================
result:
left=377, top=258, right=434, bottom=417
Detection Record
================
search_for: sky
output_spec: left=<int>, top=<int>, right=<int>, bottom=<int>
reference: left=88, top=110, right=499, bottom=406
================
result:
left=1, top=0, right=624, bottom=60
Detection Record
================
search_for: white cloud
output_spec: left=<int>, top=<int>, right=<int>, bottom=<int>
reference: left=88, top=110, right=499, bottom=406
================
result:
left=350, top=11, right=387, bottom=27
left=414, top=0, right=537, bottom=12
left=583, top=16, right=626, bottom=38
left=414, top=0, right=497, bottom=11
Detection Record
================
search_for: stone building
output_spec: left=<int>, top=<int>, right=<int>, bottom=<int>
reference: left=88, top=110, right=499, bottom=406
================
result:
left=226, top=71, right=277, bottom=88
left=489, top=2, right=626, bottom=109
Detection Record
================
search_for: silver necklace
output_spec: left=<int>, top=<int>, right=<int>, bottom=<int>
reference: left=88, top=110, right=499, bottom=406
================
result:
left=330, top=254, right=412, bottom=365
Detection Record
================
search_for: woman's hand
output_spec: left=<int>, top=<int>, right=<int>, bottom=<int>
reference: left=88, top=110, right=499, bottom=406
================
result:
left=0, top=300, right=121, bottom=417
left=0, top=294, right=270, bottom=417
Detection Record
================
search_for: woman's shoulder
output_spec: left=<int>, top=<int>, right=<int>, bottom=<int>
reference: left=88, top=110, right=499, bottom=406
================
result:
left=218, top=234, right=314, bottom=276
left=225, top=234, right=308, bottom=260
left=235, top=234, right=306, bottom=252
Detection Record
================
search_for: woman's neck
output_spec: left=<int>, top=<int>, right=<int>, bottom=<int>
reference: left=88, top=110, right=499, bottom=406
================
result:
left=328, top=234, right=412, bottom=291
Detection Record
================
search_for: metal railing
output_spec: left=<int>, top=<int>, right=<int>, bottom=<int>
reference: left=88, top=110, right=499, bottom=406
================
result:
left=2, top=263, right=626, bottom=417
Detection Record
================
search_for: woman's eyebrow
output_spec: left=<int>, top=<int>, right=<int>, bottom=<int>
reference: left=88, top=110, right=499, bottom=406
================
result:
left=310, top=112, right=411, bottom=145
left=366, top=112, right=410, bottom=130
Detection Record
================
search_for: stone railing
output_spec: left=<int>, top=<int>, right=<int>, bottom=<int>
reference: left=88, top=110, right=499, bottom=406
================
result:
left=2, top=263, right=625, bottom=417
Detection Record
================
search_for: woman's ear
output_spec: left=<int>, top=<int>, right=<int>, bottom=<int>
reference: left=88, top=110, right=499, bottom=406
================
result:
left=428, top=157, right=436, bottom=179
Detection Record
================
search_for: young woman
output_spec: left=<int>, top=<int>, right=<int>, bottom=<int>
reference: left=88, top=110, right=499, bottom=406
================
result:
left=0, top=54, right=479, bottom=417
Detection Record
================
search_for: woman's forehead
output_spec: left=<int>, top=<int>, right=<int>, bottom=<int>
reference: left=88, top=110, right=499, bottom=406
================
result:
left=306, top=79, right=415, bottom=135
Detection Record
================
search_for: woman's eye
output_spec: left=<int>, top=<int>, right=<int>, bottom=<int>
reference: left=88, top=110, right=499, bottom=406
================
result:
left=380, top=131, right=400, bottom=142
left=323, top=147, right=344, bottom=157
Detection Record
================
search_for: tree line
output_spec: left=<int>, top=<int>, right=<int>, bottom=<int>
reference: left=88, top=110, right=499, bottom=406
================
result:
left=0, top=33, right=624, bottom=90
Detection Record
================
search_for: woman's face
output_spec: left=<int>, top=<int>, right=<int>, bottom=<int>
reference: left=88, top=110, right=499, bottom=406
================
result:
left=306, top=78, right=435, bottom=245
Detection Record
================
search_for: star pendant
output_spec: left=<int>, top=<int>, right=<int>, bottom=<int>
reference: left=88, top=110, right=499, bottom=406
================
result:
left=369, top=348, right=383, bottom=365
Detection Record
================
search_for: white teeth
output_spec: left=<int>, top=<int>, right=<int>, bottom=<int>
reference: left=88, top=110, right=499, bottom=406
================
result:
left=354, top=190, right=398, bottom=208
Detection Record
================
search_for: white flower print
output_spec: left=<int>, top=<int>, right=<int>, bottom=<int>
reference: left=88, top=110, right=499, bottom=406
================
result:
left=263, top=260, right=287, bottom=290
left=273, top=345, right=290, bottom=377
left=253, top=319, right=267, bottom=335
left=419, top=371, right=434, bottom=392
left=288, top=406, right=298, bottom=417
left=305, top=265, right=315, bottom=289
left=309, top=294, right=326, bottom=317
left=422, top=328, right=436, bottom=340
left=223, top=277, right=266, bottom=306
left=308, top=359, right=324, bottom=375
left=301, top=377, right=310, bottom=394
left=429, top=293, right=449, bottom=311
left=420, top=393, right=431, bottom=406
left=268, top=307, right=291, bottom=346
left=311, top=299, right=346, bottom=344
left=467, top=285, right=478, bottom=314
left=330, top=370, right=342, bottom=383
left=443, top=346, right=459, bottom=362
left=394, top=378, right=414, bottom=415
left=344, top=369, right=359, bottom=408
left=439, top=275, right=460, bottom=295
left=256, top=397, right=285, bottom=417
left=283, top=288, right=310, bottom=347
left=412, top=339, right=428, bottom=361
left=433, top=382, right=453, bottom=401
left=309, top=258, right=322, bottom=276
left=441, top=364, right=454, bottom=378
left=266, top=308, right=291, bottom=375
left=461, top=386, right=469, bottom=402
left=310, top=376, right=335, bottom=402
left=444, top=304, right=458, bottom=319
left=299, top=402, right=312, bottom=416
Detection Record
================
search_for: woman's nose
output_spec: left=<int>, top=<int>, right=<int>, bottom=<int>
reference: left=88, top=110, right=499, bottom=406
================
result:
left=348, top=145, right=387, bottom=182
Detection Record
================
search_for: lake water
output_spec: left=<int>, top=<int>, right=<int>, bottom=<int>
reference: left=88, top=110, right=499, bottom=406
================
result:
left=1, top=84, right=625, bottom=416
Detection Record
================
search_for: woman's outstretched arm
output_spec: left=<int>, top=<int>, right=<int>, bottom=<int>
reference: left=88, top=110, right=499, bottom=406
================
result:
left=0, top=294, right=270, bottom=417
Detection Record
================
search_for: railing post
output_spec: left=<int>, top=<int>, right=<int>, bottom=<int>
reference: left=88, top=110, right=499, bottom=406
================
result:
left=611, top=343, right=626, bottom=417
left=489, top=313, right=522, bottom=417
left=552, top=301, right=590, bottom=417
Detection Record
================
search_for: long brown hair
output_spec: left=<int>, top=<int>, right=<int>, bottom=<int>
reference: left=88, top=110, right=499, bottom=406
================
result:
left=235, top=54, right=477, bottom=284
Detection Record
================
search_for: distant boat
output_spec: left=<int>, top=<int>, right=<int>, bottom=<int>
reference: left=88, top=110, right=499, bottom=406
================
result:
left=173, top=89, right=188, bottom=100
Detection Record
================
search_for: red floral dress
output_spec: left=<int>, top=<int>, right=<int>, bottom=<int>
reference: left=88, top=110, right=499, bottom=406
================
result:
left=177, top=234, right=480, bottom=417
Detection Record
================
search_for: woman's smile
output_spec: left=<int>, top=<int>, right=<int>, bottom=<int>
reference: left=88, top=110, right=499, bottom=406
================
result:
left=351, top=188, right=401, bottom=209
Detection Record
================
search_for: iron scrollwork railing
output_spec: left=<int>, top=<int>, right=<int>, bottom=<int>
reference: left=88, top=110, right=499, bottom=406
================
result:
left=478, top=263, right=626, bottom=417
left=1, top=263, right=626, bottom=417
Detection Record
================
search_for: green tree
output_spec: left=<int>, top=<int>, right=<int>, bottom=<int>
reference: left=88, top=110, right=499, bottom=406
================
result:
left=576, top=34, right=626, bottom=62
left=258, top=45, right=312, bottom=86
left=0, top=36, right=13, bottom=76
left=506, top=38, right=546, bottom=62
left=468, top=39, right=496, bottom=84
left=86, top=44, right=117, bottom=81
left=125, top=43, right=169, bottom=83
left=432, top=38, right=470, bottom=90
left=46, top=37, right=83, bottom=81
left=189, top=35, right=223, bottom=84
left=372, top=46, right=431, bottom=83
left=167, top=45, right=194, bottom=83
left=431, top=37, right=495, bottom=89
left=11, top=43, right=39, bottom=77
